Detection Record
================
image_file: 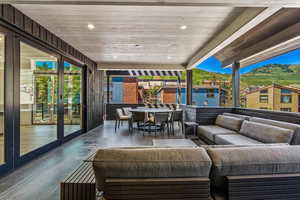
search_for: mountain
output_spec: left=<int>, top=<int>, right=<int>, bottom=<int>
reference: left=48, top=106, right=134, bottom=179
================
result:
left=241, top=64, right=300, bottom=87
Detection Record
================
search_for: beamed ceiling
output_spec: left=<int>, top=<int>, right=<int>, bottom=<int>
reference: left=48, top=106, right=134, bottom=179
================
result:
left=10, top=0, right=300, bottom=69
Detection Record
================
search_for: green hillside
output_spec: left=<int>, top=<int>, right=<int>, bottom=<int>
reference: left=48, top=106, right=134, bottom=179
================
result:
left=241, top=64, right=300, bottom=88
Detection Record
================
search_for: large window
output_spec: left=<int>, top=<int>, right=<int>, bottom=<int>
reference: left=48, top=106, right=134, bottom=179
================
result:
left=281, top=95, right=292, bottom=103
left=259, top=95, right=269, bottom=103
left=192, top=57, right=232, bottom=107
left=64, top=61, right=82, bottom=136
left=20, top=42, right=58, bottom=155
left=240, top=49, right=300, bottom=113
left=0, top=34, right=4, bottom=164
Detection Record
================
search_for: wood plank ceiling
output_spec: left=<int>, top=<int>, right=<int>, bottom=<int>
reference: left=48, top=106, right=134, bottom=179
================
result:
left=12, top=1, right=300, bottom=69
left=13, top=4, right=244, bottom=66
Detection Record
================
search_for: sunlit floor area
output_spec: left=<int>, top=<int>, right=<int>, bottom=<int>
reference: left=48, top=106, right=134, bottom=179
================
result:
left=0, top=121, right=184, bottom=200
left=0, top=125, right=81, bottom=163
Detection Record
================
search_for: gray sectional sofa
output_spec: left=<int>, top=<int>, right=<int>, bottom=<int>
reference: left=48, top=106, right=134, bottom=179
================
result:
left=93, top=145, right=300, bottom=200
left=92, top=113, right=300, bottom=200
left=198, top=113, right=300, bottom=145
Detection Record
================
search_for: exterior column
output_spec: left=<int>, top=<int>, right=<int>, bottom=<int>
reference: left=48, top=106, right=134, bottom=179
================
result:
left=177, top=75, right=182, bottom=104
left=232, top=61, right=240, bottom=107
left=186, top=70, right=193, bottom=105
left=107, top=75, right=110, bottom=105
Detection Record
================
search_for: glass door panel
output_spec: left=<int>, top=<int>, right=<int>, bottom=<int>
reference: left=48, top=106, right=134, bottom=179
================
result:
left=20, top=42, right=58, bottom=155
left=0, top=34, right=5, bottom=164
left=63, top=61, right=82, bottom=136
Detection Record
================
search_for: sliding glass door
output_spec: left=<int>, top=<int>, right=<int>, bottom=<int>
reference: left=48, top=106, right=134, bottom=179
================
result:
left=0, top=27, right=86, bottom=171
left=19, top=42, right=59, bottom=156
left=63, top=61, right=83, bottom=136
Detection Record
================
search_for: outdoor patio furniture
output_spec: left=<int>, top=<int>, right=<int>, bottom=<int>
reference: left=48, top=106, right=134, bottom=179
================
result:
left=197, top=114, right=296, bottom=145
left=115, top=108, right=131, bottom=132
left=151, top=112, right=170, bottom=136
left=170, top=110, right=184, bottom=134
left=207, top=145, right=300, bottom=200
left=121, top=107, right=132, bottom=117
left=184, top=121, right=198, bottom=138
left=152, top=138, right=198, bottom=147
left=129, top=111, right=147, bottom=133
left=92, top=147, right=212, bottom=200
left=129, top=108, right=175, bottom=134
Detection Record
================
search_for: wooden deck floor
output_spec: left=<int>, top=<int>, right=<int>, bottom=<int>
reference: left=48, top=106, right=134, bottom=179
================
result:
left=0, top=121, right=184, bottom=200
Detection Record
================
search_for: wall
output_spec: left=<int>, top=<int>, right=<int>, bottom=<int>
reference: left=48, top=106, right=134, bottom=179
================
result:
left=273, top=87, right=298, bottom=112
left=123, top=78, right=138, bottom=104
left=246, top=90, right=270, bottom=110
left=246, top=87, right=299, bottom=112
left=87, top=69, right=104, bottom=130
left=111, top=80, right=123, bottom=104
left=161, top=88, right=177, bottom=104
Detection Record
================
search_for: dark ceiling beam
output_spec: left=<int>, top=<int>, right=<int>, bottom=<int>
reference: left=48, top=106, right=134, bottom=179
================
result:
left=186, top=7, right=281, bottom=69
left=221, top=18, right=300, bottom=67
left=238, top=36, right=300, bottom=68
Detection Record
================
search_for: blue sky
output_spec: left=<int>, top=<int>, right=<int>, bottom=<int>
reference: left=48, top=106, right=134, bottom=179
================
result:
left=196, top=49, right=300, bottom=74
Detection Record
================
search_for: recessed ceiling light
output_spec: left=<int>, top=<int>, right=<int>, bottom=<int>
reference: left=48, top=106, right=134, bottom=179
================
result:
left=87, top=24, right=95, bottom=30
left=180, top=25, right=187, bottom=30
left=113, top=55, right=118, bottom=59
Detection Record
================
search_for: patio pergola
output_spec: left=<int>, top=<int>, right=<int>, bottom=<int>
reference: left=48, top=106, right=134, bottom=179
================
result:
left=1, top=2, right=300, bottom=200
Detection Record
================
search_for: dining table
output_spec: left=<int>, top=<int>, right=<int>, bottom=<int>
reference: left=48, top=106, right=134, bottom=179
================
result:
left=128, top=107, right=177, bottom=113
left=128, top=108, right=182, bottom=133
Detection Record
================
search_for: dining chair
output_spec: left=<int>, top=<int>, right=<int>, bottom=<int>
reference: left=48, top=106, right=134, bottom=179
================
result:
left=152, top=112, right=170, bottom=136
left=170, top=110, right=184, bottom=135
left=122, top=107, right=132, bottom=117
left=115, top=108, right=131, bottom=132
left=129, top=112, right=146, bottom=133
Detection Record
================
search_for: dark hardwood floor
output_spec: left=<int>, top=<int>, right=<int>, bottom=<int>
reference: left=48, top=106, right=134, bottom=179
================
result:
left=0, top=121, right=184, bottom=200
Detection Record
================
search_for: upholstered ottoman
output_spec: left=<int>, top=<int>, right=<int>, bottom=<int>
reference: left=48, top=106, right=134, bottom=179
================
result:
left=93, top=147, right=212, bottom=200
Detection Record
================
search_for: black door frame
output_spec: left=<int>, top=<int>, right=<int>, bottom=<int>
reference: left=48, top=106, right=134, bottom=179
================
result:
left=0, top=21, right=89, bottom=176
left=0, top=26, right=14, bottom=176
left=61, top=56, right=87, bottom=142
left=13, top=35, right=62, bottom=167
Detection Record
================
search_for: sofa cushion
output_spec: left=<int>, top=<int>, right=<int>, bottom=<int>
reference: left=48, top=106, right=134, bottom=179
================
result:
left=215, top=115, right=244, bottom=131
left=215, top=134, right=264, bottom=145
left=197, top=125, right=237, bottom=142
left=201, top=143, right=289, bottom=150
left=92, top=147, right=212, bottom=191
left=223, top=113, right=251, bottom=120
left=250, top=117, right=300, bottom=145
left=240, top=121, right=294, bottom=144
left=207, top=146, right=300, bottom=188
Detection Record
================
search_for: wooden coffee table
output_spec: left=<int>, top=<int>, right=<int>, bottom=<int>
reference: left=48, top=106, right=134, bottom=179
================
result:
left=152, top=139, right=198, bottom=147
